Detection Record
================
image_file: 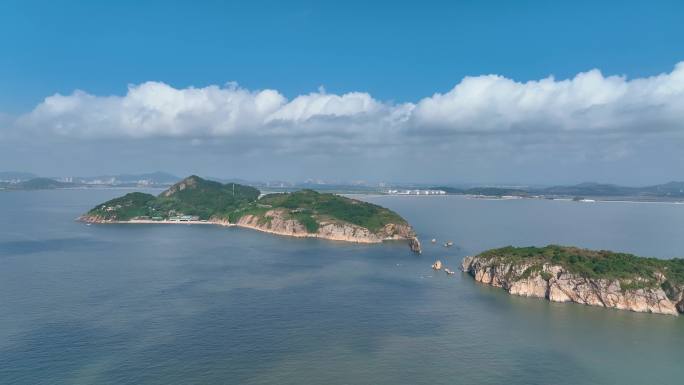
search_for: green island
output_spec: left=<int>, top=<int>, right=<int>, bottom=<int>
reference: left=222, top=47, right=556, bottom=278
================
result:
left=0, top=177, right=75, bottom=190
left=461, top=245, right=684, bottom=315
left=82, top=175, right=421, bottom=252
left=478, top=245, right=684, bottom=288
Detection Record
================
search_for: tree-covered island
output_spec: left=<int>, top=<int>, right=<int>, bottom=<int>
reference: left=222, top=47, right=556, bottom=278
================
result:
left=81, top=175, right=421, bottom=252
left=461, top=245, right=684, bottom=315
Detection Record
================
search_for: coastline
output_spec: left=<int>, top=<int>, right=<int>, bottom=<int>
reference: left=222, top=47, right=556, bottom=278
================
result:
left=78, top=216, right=418, bottom=247
left=364, top=193, right=684, bottom=205
left=78, top=216, right=233, bottom=226
left=80, top=219, right=233, bottom=226
left=461, top=254, right=684, bottom=316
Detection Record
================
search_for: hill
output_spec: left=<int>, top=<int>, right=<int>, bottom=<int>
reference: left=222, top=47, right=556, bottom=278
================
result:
left=539, top=182, right=637, bottom=196
left=85, top=175, right=259, bottom=221
left=82, top=175, right=421, bottom=252
left=242, top=189, right=408, bottom=232
left=432, top=181, right=684, bottom=199
left=1, top=178, right=76, bottom=190
left=462, top=245, right=684, bottom=315
left=75, top=172, right=179, bottom=186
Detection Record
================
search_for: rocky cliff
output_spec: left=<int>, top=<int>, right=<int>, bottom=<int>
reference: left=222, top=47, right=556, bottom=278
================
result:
left=236, top=209, right=421, bottom=252
left=80, top=179, right=422, bottom=253
left=461, top=255, right=684, bottom=315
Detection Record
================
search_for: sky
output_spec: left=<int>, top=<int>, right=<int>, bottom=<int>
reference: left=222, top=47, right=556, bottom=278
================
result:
left=1, top=0, right=684, bottom=185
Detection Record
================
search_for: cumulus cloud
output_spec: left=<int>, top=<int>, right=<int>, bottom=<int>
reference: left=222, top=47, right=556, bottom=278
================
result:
left=21, top=82, right=287, bottom=138
left=16, top=62, right=684, bottom=144
left=412, top=63, right=684, bottom=135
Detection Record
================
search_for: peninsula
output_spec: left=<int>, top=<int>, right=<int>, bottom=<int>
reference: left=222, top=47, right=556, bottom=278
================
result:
left=81, top=175, right=421, bottom=252
left=461, top=245, right=684, bottom=315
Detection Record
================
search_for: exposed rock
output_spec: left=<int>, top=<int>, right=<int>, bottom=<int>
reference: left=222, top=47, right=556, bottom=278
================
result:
left=409, top=237, right=422, bottom=254
left=238, top=210, right=306, bottom=236
left=161, top=175, right=200, bottom=197
left=432, top=260, right=443, bottom=270
left=79, top=214, right=106, bottom=223
left=80, top=203, right=422, bottom=253
left=236, top=209, right=421, bottom=252
left=461, top=256, right=681, bottom=315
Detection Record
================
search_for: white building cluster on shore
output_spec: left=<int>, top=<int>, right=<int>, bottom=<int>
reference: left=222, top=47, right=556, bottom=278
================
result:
left=385, top=189, right=446, bottom=195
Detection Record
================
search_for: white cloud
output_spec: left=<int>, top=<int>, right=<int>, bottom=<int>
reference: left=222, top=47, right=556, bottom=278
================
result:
left=22, top=82, right=288, bottom=138
left=412, top=63, right=684, bottom=134
left=16, top=62, right=684, bottom=144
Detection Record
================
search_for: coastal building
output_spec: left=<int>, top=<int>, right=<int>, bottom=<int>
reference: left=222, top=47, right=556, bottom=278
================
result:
left=169, top=215, right=201, bottom=222
left=386, top=189, right=447, bottom=195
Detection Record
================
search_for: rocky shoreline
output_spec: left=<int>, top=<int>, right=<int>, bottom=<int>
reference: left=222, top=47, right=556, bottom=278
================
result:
left=461, top=255, right=684, bottom=315
left=79, top=213, right=421, bottom=252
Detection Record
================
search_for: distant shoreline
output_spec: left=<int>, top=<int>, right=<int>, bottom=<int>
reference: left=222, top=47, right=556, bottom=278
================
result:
left=370, top=193, right=684, bottom=205
left=3, top=185, right=684, bottom=204
left=6, top=186, right=682, bottom=205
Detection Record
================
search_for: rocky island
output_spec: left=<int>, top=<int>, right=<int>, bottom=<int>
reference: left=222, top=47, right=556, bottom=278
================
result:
left=461, top=245, right=684, bottom=315
left=81, top=175, right=421, bottom=253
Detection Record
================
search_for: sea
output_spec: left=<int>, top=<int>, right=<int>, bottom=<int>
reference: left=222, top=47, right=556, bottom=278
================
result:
left=1, top=189, right=683, bottom=385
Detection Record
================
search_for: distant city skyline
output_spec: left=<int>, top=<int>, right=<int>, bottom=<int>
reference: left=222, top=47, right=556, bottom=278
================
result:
left=1, top=1, right=683, bottom=185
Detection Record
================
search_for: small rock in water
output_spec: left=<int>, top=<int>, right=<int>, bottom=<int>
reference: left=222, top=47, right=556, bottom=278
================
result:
left=432, top=260, right=443, bottom=270
left=409, top=237, right=422, bottom=254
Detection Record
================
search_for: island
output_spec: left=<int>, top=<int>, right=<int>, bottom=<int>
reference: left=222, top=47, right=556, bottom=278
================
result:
left=461, top=245, right=684, bottom=315
left=430, top=181, right=684, bottom=201
left=80, top=175, right=421, bottom=253
left=0, top=177, right=76, bottom=190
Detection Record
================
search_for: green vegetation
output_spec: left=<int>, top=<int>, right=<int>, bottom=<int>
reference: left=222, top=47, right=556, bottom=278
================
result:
left=259, top=189, right=406, bottom=232
left=86, top=176, right=409, bottom=235
left=478, top=245, right=684, bottom=288
left=89, top=192, right=157, bottom=220
left=153, top=177, right=259, bottom=220
left=539, top=271, right=553, bottom=281
left=87, top=176, right=259, bottom=221
left=432, top=181, right=684, bottom=198
left=290, top=211, right=319, bottom=233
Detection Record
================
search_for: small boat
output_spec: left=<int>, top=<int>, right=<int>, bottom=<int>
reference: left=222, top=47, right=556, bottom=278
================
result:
left=431, top=238, right=437, bottom=243
left=443, top=241, right=454, bottom=247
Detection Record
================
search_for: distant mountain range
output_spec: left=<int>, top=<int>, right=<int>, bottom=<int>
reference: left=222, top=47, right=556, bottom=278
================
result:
left=65, top=171, right=181, bottom=185
left=432, top=182, right=684, bottom=199
left=0, top=172, right=181, bottom=189
left=0, top=171, right=38, bottom=182
left=4, top=177, right=75, bottom=190
left=2, top=170, right=684, bottom=199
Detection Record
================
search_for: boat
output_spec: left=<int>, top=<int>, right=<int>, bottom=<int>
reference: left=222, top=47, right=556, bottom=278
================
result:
left=431, top=238, right=436, bottom=243
left=444, top=241, right=454, bottom=247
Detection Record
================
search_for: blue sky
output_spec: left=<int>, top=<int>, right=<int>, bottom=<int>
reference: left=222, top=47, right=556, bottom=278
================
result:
left=1, top=0, right=684, bottom=184
left=2, top=0, right=682, bottom=111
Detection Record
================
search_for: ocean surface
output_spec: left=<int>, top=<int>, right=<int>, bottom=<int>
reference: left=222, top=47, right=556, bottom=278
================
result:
left=1, top=190, right=683, bottom=385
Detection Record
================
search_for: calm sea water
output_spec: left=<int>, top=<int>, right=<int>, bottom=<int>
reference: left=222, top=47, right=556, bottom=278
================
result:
left=1, top=190, right=683, bottom=385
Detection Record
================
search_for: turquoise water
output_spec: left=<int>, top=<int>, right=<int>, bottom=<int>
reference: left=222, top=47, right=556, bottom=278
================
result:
left=1, top=190, right=683, bottom=384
